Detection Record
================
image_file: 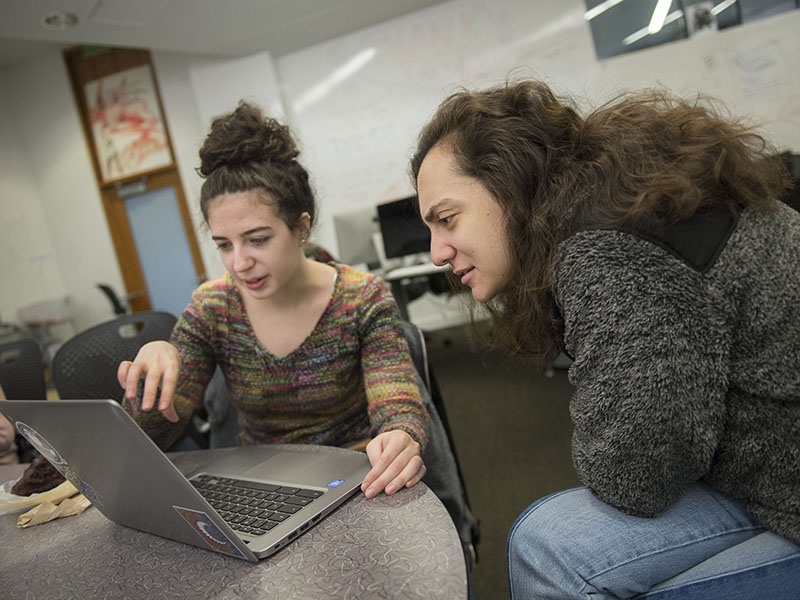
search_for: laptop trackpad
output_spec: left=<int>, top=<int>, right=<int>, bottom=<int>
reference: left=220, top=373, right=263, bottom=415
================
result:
left=243, top=452, right=328, bottom=480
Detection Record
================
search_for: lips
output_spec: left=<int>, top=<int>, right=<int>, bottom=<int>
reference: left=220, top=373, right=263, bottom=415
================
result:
left=242, top=275, right=268, bottom=290
left=455, top=267, right=475, bottom=286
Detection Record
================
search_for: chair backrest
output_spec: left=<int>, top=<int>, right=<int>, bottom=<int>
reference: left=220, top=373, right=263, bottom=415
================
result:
left=400, top=320, right=480, bottom=568
left=0, top=339, right=47, bottom=400
left=96, top=283, right=128, bottom=316
left=52, top=311, right=177, bottom=401
left=401, top=321, right=431, bottom=394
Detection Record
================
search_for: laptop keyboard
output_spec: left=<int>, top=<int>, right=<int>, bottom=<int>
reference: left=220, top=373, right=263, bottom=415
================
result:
left=191, top=474, right=324, bottom=537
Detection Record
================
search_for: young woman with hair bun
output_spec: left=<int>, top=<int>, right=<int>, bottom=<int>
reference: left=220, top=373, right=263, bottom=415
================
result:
left=119, top=101, right=428, bottom=499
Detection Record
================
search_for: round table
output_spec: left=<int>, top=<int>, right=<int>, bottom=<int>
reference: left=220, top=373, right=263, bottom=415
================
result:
left=0, top=446, right=467, bottom=599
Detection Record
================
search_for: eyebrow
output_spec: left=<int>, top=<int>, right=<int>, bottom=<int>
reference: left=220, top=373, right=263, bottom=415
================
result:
left=211, top=226, right=272, bottom=241
left=423, top=200, right=451, bottom=224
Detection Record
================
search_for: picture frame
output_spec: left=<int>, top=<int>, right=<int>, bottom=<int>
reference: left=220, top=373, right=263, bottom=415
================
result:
left=84, top=63, right=173, bottom=183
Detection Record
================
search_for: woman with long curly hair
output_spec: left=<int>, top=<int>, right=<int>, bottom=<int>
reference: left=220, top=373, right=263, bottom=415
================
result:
left=411, top=80, right=800, bottom=598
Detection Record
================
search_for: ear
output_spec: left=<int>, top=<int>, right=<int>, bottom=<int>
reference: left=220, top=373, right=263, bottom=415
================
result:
left=298, top=212, right=311, bottom=244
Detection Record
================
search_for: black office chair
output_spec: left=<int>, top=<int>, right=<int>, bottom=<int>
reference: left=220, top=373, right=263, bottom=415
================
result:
left=96, top=283, right=128, bottom=316
left=0, top=339, right=48, bottom=400
left=52, top=311, right=178, bottom=401
left=0, top=338, right=49, bottom=462
left=51, top=311, right=209, bottom=451
left=400, top=320, right=480, bottom=573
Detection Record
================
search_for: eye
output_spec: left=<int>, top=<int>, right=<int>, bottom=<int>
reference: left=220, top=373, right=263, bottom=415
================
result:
left=250, top=237, right=270, bottom=246
left=438, top=214, right=454, bottom=226
left=215, top=241, right=231, bottom=251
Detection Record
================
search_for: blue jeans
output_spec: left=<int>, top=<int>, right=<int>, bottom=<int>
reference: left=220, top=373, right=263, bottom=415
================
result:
left=507, top=484, right=800, bottom=599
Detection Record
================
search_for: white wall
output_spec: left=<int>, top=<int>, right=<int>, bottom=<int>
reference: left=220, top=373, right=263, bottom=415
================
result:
left=1, top=0, right=798, bottom=333
left=0, top=80, right=63, bottom=322
left=0, top=53, right=122, bottom=331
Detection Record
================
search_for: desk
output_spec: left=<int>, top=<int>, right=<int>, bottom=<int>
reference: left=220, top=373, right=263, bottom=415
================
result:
left=383, top=263, right=450, bottom=321
left=0, top=447, right=467, bottom=599
left=383, top=264, right=489, bottom=333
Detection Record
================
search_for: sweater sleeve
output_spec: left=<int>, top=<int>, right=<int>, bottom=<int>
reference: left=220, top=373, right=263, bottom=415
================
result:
left=124, top=286, right=217, bottom=450
left=357, top=275, right=429, bottom=451
left=554, top=229, right=730, bottom=517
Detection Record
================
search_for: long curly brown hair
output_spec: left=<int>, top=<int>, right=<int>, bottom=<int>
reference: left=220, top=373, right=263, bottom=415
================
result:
left=410, top=80, right=789, bottom=368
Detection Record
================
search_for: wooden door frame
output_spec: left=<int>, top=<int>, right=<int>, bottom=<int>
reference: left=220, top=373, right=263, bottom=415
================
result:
left=100, top=170, right=206, bottom=312
left=63, top=46, right=205, bottom=312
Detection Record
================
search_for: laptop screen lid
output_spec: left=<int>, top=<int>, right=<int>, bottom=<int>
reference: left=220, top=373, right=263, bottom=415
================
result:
left=0, top=399, right=370, bottom=562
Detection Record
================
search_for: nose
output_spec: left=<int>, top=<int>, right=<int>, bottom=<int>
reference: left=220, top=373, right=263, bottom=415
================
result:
left=429, top=232, right=455, bottom=267
left=232, top=244, right=253, bottom=273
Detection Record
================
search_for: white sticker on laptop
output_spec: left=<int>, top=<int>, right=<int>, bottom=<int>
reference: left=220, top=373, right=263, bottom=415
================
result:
left=14, top=421, right=68, bottom=475
left=174, top=506, right=246, bottom=559
left=14, top=421, right=104, bottom=509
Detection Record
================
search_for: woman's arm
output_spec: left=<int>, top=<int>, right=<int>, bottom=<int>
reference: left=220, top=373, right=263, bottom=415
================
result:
left=359, top=277, right=430, bottom=445
left=555, top=229, right=729, bottom=516
left=356, top=275, right=430, bottom=497
left=120, top=287, right=218, bottom=450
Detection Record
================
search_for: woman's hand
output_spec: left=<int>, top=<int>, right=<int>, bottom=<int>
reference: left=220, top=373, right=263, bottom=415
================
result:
left=361, top=430, right=426, bottom=498
left=117, top=341, right=181, bottom=422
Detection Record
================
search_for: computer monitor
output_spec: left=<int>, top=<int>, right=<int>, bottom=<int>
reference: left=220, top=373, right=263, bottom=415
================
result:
left=376, top=196, right=431, bottom=259
left=333, top=206, right=381, bottom=268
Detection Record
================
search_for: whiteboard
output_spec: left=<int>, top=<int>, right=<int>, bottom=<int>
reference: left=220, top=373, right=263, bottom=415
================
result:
left=276, top=0, right=800, bottom=256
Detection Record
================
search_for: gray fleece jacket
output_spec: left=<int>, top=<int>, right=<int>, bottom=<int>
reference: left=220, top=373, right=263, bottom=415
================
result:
left=554, top=202, right=800, bottom=545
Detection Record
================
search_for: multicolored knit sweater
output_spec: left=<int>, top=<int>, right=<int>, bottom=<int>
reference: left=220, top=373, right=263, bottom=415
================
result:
left=126, top=263, right=428, bottom=452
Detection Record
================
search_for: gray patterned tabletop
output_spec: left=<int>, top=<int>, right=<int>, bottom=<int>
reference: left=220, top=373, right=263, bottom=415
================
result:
left=0, top=446, right=466, bottom=599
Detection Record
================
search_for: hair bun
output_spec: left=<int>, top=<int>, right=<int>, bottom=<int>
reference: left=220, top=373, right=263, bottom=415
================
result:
left=198, top=101, right=299, bottom=177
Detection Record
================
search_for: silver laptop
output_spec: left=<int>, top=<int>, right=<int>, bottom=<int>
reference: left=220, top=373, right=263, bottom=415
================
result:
left=0, top=399, right=371, bottom=562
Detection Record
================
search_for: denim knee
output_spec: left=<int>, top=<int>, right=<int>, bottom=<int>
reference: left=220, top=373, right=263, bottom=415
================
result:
left=507, top=487, right=590, bottom=599
left=508, top=487, right=585, bottom=555
left=506, top=484, right=777, bottom=600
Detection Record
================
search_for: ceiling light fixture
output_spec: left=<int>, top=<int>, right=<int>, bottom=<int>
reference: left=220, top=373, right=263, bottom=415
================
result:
left=648, top=0, right=673, bottom=34
left=622, top=0, right=733, bottom=48
left=584, top=0, right=626, bottom=21
left=711, top=0, right=737, bottom=15
left=623, top=9, right=683, bottom=45
left=41, top=11, right=79, bottom=30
